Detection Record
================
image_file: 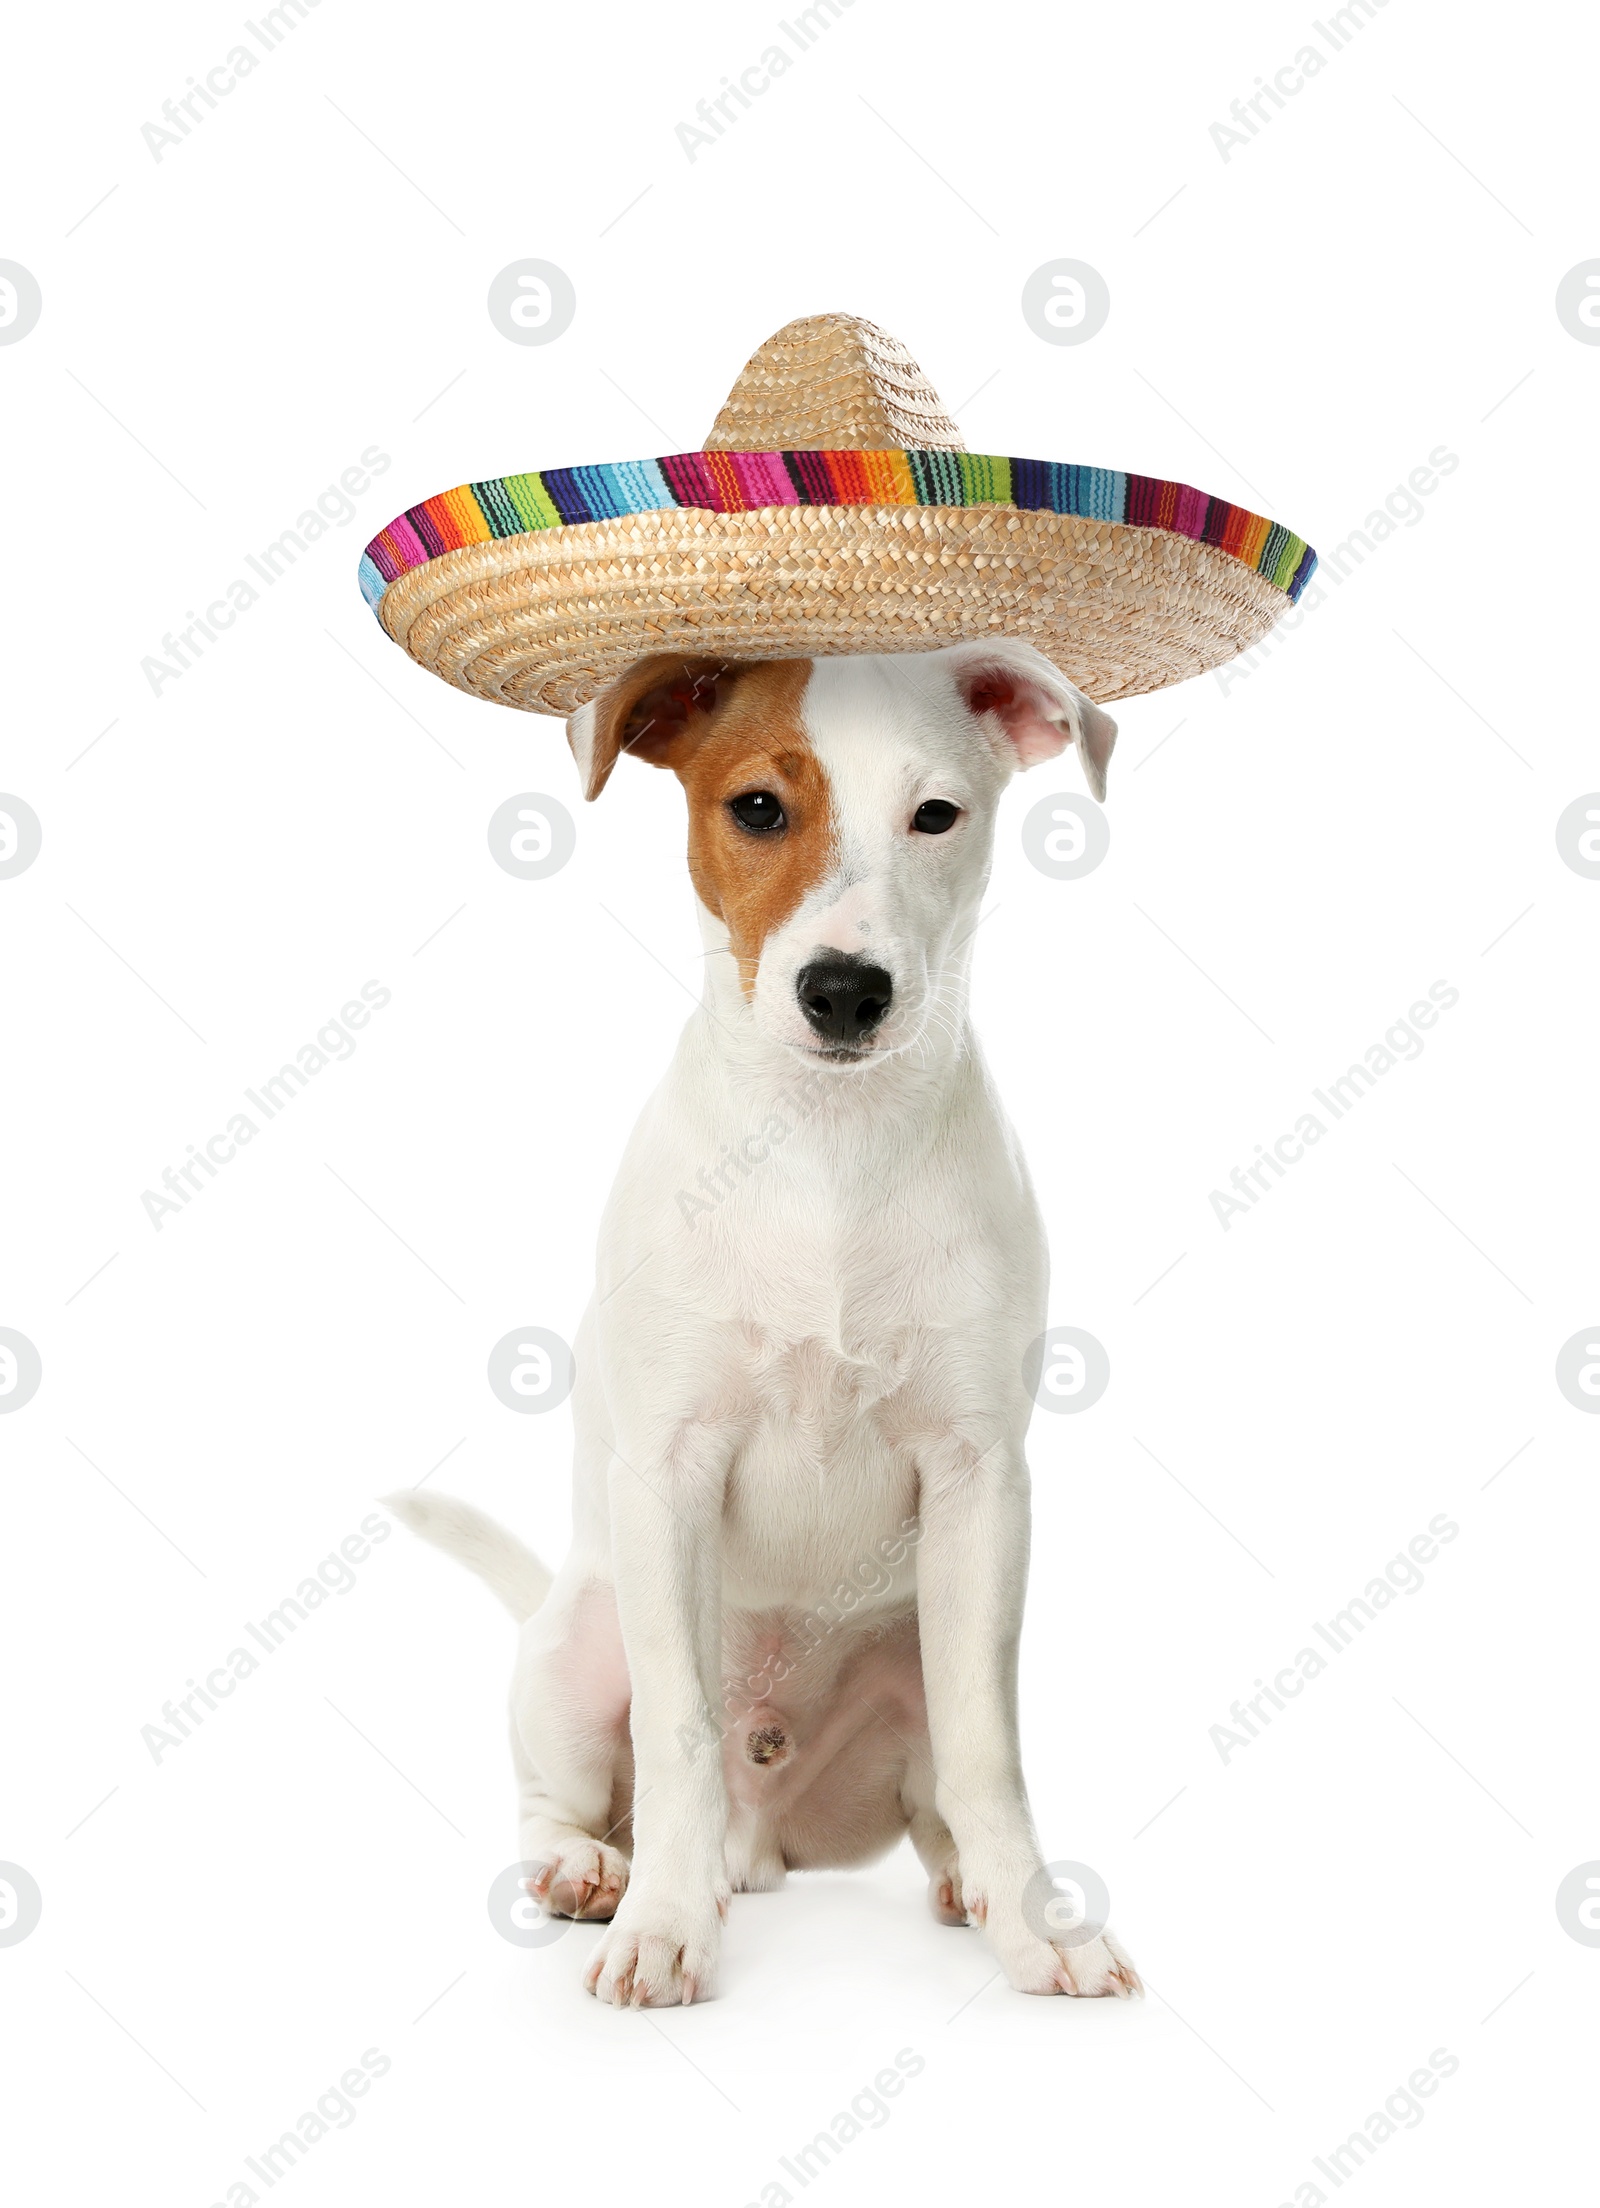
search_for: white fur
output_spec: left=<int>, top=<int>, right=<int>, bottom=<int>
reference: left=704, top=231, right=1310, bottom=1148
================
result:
left=383, top=1490, right=551, bottom=1621
left=395, top=641, right=1138, bottom=2005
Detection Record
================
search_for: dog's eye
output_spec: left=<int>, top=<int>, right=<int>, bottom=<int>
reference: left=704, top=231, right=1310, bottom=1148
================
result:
left=912, top=800, right=960, bottom=835
left=728, top=790, right=786, bottom=833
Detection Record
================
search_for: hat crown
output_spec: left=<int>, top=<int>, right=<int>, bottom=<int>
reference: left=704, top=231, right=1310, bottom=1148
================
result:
left=705, top=313, right=966, bottom=452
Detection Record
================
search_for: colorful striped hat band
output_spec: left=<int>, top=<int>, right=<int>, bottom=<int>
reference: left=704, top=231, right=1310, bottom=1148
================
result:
left=361, top=313, right=1315, bottom=721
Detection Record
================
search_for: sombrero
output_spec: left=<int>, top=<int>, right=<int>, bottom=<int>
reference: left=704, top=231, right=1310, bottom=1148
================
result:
left=358, top=312, right=1315, bottom=717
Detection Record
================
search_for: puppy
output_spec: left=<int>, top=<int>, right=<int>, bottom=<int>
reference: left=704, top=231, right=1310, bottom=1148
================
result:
left=390, top=637, right=1140, bottom=2006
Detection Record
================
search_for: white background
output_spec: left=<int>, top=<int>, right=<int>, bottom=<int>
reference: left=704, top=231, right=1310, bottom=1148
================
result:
left=2, top=0, right=1597, bottom=2201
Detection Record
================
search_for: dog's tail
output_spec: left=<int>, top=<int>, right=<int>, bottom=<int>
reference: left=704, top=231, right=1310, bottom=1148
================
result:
left=381, top=1491, right=553, bottom=1623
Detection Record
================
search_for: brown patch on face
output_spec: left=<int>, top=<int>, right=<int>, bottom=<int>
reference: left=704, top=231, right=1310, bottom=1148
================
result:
left=670, top=661, right=831, bottom=995
left=576, top=655, right=831, bottom=995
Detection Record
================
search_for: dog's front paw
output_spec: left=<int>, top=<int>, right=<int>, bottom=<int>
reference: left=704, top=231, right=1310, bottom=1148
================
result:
left=583, top=1886, right=727, bottom=2007
left=986, top=1914, right=1143, bottom=1998
left=966, top=1870, right=1143, bottom=1997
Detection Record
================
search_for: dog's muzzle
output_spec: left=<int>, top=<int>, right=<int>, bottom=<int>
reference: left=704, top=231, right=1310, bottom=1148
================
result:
left=795, top=955, right=893, bottom=1050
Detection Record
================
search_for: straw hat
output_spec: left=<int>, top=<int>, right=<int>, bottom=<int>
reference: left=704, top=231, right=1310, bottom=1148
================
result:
left=359, top=312, right=1315, bottom=717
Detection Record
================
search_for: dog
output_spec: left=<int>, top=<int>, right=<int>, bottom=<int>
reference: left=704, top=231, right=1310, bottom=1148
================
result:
left=387, top=635, right=1141, bottom=2006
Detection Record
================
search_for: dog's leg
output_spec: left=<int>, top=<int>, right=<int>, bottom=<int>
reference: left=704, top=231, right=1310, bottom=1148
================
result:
left=582, top=1419, right=733, bottom=2007
left=510, top=1576, right=632, bottom=1920
left=915, top=1436, right=1140, bottom=1996
left=891, top=1677, right=968, bottom=1924
left=903, top=1778, right=968, bottom=1927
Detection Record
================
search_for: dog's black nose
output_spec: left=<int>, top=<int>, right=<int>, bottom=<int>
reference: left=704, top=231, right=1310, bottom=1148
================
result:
left=796, top=956, right=893, bottom=1045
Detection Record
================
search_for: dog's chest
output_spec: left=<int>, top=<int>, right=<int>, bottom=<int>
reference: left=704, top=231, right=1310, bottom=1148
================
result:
left=686, top=1123, right=1015, bottom=1346
left=720, top=1342, right=920, bottom=1609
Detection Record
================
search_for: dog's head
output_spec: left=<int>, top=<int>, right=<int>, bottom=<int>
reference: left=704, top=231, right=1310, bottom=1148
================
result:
left=567, top=641, right=1116, bottom=1068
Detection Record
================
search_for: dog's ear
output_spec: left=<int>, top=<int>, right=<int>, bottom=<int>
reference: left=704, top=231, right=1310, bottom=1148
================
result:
left=947, top=640, right=1118, bottom=801
left=567, top=656, right=745, bottom=801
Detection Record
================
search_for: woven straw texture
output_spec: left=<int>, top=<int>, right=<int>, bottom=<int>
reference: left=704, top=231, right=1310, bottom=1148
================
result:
left=363, top=313, right=1314, bottom=715
left=705, top=313, right=966, bottom=450
left=376, top=502, right=1288, bottom=715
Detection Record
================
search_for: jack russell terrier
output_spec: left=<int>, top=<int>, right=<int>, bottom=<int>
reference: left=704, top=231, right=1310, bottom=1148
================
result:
left=388, top=635, right=1141, bottom=2006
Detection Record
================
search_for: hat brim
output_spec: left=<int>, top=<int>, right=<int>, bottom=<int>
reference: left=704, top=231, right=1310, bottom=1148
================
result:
left=360, top=450, right=1315, bottom=716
